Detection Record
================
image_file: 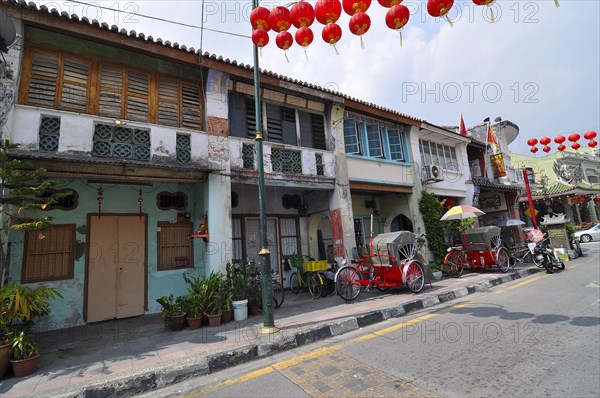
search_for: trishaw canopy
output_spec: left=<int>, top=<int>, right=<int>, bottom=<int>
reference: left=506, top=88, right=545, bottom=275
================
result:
left=368, top=231, right=418, bottom=267
left=463, top=226, right=501, bottom=250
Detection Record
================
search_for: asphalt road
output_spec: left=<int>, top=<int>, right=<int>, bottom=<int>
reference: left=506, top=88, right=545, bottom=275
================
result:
left=139, top=242, right=600, bottom=398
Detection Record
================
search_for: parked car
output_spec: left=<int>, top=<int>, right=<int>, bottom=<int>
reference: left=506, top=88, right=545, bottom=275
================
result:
left=575, top=223, right=600, bottom=243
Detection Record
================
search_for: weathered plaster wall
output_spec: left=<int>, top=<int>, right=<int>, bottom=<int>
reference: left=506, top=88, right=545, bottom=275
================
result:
left=8, top=180, right=204, bottom=330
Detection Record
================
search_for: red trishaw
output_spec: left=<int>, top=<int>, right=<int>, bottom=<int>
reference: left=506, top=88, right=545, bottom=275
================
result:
left=334, top=231, right=426, bottom=302
left=443, top=226, right=511, bottom=277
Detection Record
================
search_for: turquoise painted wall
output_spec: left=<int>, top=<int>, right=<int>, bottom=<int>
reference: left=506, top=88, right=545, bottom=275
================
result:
left=8, top=179, right=207, bottom=331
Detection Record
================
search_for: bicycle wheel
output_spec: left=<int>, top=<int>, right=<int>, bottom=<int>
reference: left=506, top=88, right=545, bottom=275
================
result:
left=335, top=265, right=362, bottom=301
left=308, top=272, right=323, bottom=299
left=289, top=273, right=300, bottom=294
left=444, top=251, right=464, bottom=278
left=319, top=273, right=329, bottom=297
left=272, top=280, right=285, bottom=308
left=496, top=247, right=510, bottom=273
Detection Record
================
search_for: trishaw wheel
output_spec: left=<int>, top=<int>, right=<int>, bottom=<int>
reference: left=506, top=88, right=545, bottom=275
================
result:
left=335, top=266, right=362, bottom=301
left=405, top=261, right=425, bottom=293
left=496, top=247, right=510, bottom=273
left=444, top=251, right=464, bottom=278
left=290, top=273, right=300, bottom=294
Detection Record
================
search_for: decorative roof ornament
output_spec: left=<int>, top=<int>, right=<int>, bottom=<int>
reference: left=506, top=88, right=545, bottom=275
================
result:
left=553, top=162, right=583, bottom=184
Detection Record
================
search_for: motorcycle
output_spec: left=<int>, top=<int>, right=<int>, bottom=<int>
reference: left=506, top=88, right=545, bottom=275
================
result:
left=529, top=237, right=565, bottom=273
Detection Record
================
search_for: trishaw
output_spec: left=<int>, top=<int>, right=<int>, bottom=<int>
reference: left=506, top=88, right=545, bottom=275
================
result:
left=443, top=226, right=510, bottom=277
left=334, top=231, right=426, bottom=302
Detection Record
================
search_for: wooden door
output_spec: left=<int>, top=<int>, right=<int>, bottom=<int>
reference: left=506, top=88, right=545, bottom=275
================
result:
left=87, top=215, right=146, bottom=322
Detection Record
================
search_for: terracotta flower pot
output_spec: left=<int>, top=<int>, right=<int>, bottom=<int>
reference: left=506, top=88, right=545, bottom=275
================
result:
left=221, top=309, right=233, bottom=324
left=1, top=342, right=12, bottom=379
left=207, top=313, right=222, bottom=327
left=186, top=316, right=202, bottom=330
left=249, top=305, right=261, bottom=316
left=10, top=354, right=39, bottom=377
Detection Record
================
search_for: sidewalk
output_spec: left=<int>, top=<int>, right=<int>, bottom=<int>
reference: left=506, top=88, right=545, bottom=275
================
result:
left=0, top=265, right=544, bottom=398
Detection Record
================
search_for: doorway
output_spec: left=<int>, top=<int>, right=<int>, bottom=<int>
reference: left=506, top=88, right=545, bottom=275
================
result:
left=86, top=215, right=147, bottom=323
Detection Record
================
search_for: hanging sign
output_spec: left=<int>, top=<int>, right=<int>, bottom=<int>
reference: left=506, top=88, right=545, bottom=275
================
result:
left=490, top=153, right=506, bottom=178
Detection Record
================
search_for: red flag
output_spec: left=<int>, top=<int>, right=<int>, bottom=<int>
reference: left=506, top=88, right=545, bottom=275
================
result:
left=459, top=113, right=467, bottom=136
left=487, top=123, right=498, bottom=146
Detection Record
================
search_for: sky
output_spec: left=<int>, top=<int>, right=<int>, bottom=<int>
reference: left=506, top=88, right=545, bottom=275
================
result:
left=33, top=0, right=600, bottom=155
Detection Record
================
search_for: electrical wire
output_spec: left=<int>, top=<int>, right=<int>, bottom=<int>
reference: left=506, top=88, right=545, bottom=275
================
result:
left=60, top=0, right=250, bottom=39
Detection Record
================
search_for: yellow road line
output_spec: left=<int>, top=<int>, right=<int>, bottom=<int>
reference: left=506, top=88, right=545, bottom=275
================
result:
left=200, top=301, right=472, bottom=395
left=494, top=273, right=548, bottom=294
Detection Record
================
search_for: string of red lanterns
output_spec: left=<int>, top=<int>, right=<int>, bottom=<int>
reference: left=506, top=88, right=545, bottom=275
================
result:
left=526, top=131, right=597, bottom=154
left=248, top=0, right=535, bottom=58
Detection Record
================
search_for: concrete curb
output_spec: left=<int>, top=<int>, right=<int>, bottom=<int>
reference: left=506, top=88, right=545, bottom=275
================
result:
left=32, top=267, right=542, bottom=398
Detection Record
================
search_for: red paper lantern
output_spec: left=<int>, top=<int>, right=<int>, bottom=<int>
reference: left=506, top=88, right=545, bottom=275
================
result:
left=527, top=138, right=538, bottom=146
left=315, top=0, right=343, bottom=25
left=385, top=5, right=410, bottom=46
left=554, top=135, right=566, bottom=144
left=539, top=137, right=551, bottom=145
left=543, top=146, right=551, bottom=153
left=557, top=144, right=566, bottom=151
left=290, top=1, right=315, bottom=28
left=378, top=0, right=403, bottom=6
left=568, top=133, right=581, bottom=142
left=584, top=130, right=597, bottom=140
left=530, top=147, right=538, bottom=153
left=322, top=22, right=342, bottom=53
left=577, top=196, right=586, bottom=204
left=252, top=29, right=269, bottom=48
left=349, top=11, right=371, bottom=37
left=594, top=197, right=600, bottom=204
left=343, top=0, right=372, bottom=15
left=268, top=6, right=291, bottom=32
left=572, top=142, right=581, bottom=150
left=427, top=0, right=455, bottom=26
left=250, top=7, right=271, bottom=31
left=295, top=26, right=314, bottom=47
left=589, top=140, right=598, bottom=148
left=275, top=31, right=293, bottom=50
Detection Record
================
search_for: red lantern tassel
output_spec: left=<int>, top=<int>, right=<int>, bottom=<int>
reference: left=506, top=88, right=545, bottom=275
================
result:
left=399, top=31, right=403, bottom=47
left=332, top=43, right=340, bottom=55
left=304, top=48, right=309, bottom=61
left=444, top=14, right=454, bottom=27
left=360, top=36, right=365, bottom=50
left=138, top=190, right=143, bottom=220
left=554, top=0, right=559, bottom=7
left=488, top=5, right=495, bottom=23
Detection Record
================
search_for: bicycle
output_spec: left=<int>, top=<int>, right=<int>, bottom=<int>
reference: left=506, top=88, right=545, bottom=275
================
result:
left=288, top=256, right=325, bottom=299
left=506, top=243, right=542, bottom=268
left=250, top=268, right=285, bottom=309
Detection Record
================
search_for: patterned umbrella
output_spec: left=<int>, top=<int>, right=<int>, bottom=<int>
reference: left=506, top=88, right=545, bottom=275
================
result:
left=440, top=205, right=485, bottom=221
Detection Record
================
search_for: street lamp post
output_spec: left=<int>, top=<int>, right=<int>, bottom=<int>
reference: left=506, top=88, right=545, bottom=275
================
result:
left=252, top=0, right=277, bottom=334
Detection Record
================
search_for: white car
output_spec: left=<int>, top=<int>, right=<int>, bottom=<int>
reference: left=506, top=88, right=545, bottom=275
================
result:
left=575, top=223, right=600, bottom=243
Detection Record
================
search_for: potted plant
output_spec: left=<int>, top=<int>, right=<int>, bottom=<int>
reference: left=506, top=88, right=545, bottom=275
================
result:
left=156, top=294, right=176, bottom=330
left=220, top=274, right=233, bottom=323
left=203, top=271, right=223, bottom=327
left=247, top=279, right=262, bottom=316
left=1, top=310, right=11, bottom=379
left=182, top=273, right=207, bottom=330
left=156, top=294, right=187, bottom=331
left=0, top=282, right=62, bottom=378
left=9, top=330, right=39, bottom=377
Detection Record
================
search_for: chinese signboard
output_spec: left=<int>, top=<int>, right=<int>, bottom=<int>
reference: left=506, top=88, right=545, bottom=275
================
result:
left=490, top=153, right=507, bottom=178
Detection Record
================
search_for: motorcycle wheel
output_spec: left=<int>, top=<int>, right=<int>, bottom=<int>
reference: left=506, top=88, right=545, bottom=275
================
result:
left=555, top=260, right=565, bottom=270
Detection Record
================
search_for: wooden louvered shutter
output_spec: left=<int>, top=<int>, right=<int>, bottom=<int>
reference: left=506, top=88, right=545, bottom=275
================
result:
left=266, top=103, right=283, bottom=143
left=60, top=56, right=89, bottom=112
left=158, top=78, right=179, bottom=127
left=23, top=225, right=75, bottom=282
left=228, top=92, right=247, bottom=138
left=311, top=113, right=326, bottom=150
left=181, top=81, right=202, bottom=129
left=245, top=97, right=256, bottom=138
left=27, top=49, right=59, bottom=107
left=126, top=70, right=149, bottom=122
left=99, top=64, right=123, bottom=118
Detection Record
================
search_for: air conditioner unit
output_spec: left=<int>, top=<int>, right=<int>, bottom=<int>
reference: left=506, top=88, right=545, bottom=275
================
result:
left=423, top=164, right=443, bottom=182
